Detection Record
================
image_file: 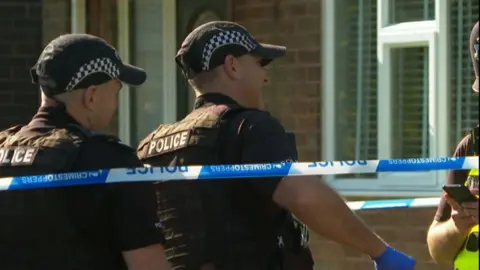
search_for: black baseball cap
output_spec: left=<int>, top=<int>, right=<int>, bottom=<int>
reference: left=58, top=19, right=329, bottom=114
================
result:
left=470, top=21, right=479, bottom=92
left=31, top=33, right=146, bottom=97
left=175, top=21, right=286, bottom=78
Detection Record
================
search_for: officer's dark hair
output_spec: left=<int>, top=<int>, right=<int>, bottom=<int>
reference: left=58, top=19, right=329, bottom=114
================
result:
left=187, top=68, right=222, bottom=92
left=39, top=86, right=78, bottom=107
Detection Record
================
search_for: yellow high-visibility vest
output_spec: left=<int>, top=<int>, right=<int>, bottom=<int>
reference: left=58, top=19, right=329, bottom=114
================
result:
left=453, top=223, right=478, bottom=270
left=453, top=172, right=478, bottom=269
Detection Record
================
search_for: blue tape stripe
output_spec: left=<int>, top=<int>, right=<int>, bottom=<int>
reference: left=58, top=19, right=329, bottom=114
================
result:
left=376, top=157, right=466, bottom=172
left=347, top=197, right=441, bottom=211
left=0, top=156, right=477, bottom=191
left=361, top=199, right=415, bottom=209
left=197, top=163, right=293, bottom=179
left=7, top=169, right=111, bottom=190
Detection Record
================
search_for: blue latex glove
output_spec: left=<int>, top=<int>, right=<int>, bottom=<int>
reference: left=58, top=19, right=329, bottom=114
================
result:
left=373, top=246, right=416, bottom=270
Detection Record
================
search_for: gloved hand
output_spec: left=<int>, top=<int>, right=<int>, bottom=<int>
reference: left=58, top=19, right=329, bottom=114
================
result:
left=372, top=246, right=416, bottom=270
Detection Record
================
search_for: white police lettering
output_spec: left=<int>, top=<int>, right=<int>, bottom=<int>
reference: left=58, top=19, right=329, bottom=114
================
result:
left=0, top=147, right=38, bottom=166
left=307, top=160, right=367, bottom=168
left=147, top=131, right=191, bottom=156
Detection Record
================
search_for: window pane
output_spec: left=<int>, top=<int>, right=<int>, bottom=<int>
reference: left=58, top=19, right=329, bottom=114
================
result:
left=450, top=0, right=479, bottom=149
left=390, top=0, right=435, bottom=23
left=130, top=1, right=165, bottom=144
left=334, top=0, right=377, bottom=179
left=391, top=47, right=430, bottom=159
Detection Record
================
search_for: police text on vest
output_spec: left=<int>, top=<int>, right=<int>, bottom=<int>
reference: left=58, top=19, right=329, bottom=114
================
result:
left=147, top=130, right=191, bottom=156
left=0, top=147, right=38, bottom=166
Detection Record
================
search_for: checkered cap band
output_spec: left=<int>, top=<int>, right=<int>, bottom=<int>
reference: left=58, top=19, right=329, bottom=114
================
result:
left=201, top=30, right=258, bottom=71
left=65, top=57, right=120, bottom=91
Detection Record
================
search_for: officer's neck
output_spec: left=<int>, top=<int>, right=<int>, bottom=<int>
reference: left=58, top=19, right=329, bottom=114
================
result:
left=65, top=108, right=92, bottom=128
left=41, top=98, right=93, bottom=129
left=196, top=88, right=257, bottom=109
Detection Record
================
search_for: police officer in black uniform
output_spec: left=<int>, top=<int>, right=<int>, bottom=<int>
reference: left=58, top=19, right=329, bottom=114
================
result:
left=0, top=34, right=171, bottom=270
left=137, top=21, right=415, bottom=270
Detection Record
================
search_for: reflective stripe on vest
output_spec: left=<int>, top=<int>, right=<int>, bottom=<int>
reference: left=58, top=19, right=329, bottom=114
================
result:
left=469, top=168, right=479, bottom=177
left=453, top=168, right=479, bottom=270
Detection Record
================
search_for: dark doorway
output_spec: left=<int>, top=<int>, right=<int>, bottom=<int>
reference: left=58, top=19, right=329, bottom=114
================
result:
left=175, top=0, right=228, bottom=119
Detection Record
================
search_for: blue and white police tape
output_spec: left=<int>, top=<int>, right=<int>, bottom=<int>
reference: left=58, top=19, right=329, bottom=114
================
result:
left=0, top=156, right=477, bottom=191
left=347, top=197, right=441, bottom=211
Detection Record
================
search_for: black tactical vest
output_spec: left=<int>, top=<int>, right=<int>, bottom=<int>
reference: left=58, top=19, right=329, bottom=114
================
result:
left=137, top=102, right=314, bottom=270
left=0, top=124, right=127, bottom=270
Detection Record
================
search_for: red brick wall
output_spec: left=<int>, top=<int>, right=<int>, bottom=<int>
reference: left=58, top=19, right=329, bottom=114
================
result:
left=232, top=1, right=449, bottom=269
left=0, top=0, right=69, bottom=130
left=0, top=0, right=42, bottom=129
left=233, top=0, right=322, bottom=162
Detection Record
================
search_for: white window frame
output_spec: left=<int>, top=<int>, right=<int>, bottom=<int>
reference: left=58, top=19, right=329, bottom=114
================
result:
left=117, top=0, right=132, bottom=145
left=70, top=0, right=178, bottom=146
left=321, top=0, right=450, bottom=197
left=377, top=21, right=438, bottom=188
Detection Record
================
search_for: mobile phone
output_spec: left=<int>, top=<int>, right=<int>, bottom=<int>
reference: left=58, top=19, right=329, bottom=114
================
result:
left=442, top=184, right=478, bottom=204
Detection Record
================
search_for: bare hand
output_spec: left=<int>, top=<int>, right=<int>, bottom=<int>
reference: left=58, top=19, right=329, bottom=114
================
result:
left=446, top=194, right=479, bottom=233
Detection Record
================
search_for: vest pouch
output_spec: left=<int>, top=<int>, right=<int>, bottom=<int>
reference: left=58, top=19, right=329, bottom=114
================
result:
left=276, top=213, right=314, bottom=270
left=282, top=252, right=315, bottom=270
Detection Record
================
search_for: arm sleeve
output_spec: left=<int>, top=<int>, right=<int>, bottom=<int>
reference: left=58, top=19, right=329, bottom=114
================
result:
left=74, top=140, right=165, bottom=251
left=240, top=113, right=297, bottom=200
left=434, top=134, right=472, bottom=222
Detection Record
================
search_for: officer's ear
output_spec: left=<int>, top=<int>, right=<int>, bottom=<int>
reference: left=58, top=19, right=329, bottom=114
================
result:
left=82, top=85, right=99, bottom=110
left=224, top=54, right=242, bottom=80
